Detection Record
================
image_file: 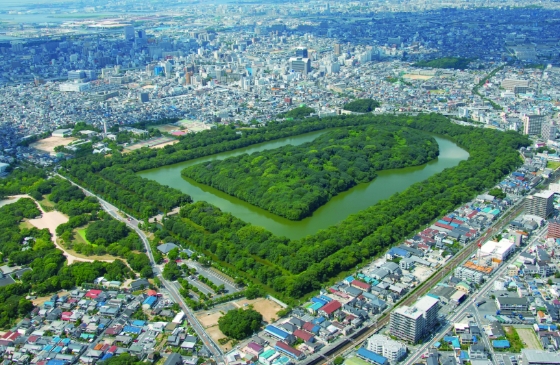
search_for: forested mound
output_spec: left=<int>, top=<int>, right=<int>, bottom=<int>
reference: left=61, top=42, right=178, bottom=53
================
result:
left=182, top=125, right=439, bottom=220
left=60, top=113, right=530, bottom=301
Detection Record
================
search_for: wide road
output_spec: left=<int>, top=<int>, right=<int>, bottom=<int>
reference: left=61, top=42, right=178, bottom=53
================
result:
left=55, top=173, right=224, bottom=360
left=405, top=224, right=548, bottom=365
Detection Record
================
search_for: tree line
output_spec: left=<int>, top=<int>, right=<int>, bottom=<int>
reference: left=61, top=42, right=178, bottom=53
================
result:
left=58, top=113, right=529, bottom=301
left=342, top=98, right=381, bottom=113
left=183, top=125, right=438, bottom=219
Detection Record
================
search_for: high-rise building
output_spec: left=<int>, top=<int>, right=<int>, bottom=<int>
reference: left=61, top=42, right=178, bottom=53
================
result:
left=367, top=335, right=407, bottom=363
left=124, top=26, right=135, bottom=41
left=389, top=295, right=439, bottom=343
left=523, top=114, right=544, bottom=136
left=547, top=218, right=560, bottom=239
left=525, top=190, right=555, bottom=219
left=542, top=123, right=557, bottom=141
left=289, top=57, right=311, bottom=75
left=334, top=43, right=341, bottom=55
left=140, top=93, right=149, bottom=103
left=68, top=70, right=86, bottom=80
left=295, top=47, right=308, bottom=58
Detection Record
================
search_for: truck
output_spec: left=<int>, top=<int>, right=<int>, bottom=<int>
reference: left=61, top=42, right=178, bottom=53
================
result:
left=476, top=300, right=486, bottom=307
left=496, top=310, right=501, bottom=315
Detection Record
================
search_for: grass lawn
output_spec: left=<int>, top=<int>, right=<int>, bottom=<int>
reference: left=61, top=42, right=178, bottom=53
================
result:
left=76, top=228, right=92, bottom=245
left=39, top=197, right=55, bottom=212
left=19, top=220, right=34, bottom=229
left=547, top=161, right=560, bottom=170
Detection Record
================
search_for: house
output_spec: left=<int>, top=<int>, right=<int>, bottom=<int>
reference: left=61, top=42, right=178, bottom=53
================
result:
left=157, top=243, right=178, bottom=254
left=130, top=279, right=150, bottom=291
left=318, top=300, right=342, bottom=318
left=164, top=353, right=183, bottom=365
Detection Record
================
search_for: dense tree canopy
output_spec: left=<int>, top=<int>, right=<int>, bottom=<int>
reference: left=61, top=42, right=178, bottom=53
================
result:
left=218, top=308, right=263, bottom=340
left=86, top=220, right=131, bottom=245
left=342, top=98, right=381, bottom=113
left=280, top=106, right=316, bottom=119
left=413, top=57, right=473, bottom=69
left=183, top=125, right=439, bottom=219
left=60, top=113, right=530, bottom=301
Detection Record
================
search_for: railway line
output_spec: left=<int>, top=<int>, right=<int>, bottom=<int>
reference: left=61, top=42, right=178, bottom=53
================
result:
left=301, top=200, right=526, bottom=365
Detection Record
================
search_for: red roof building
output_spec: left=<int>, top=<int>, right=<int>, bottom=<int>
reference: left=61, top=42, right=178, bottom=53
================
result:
left=275, top=341, right=304, bottom=360
left=293, top=329, right=314, bottom=342
left=85, top=289, right=102, bottom=299
left=319, top=300, right=341, bottom=317
left=351, top=280, right=371, bottom=291
left=302, top=322, right=314, bottom=332
left=146, top=289, right=157, bottom=297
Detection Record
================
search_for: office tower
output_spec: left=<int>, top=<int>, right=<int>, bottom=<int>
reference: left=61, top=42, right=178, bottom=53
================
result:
left=68, top=70, right=86, bottom=80
left=389, top=295, right=439, bottom=343
left=334, top=43, right=341, bottom=55
left=140, top=93, right=149, bottom=103
left=84, top=70, right=97, bottom=81
left=137, top=29, right=145, bottom=39
left=124, top=26, right=135, bottom=41
left=289, top=57, right=311, bottom=75
left=522, top=114, right=544, bottom=136
left=525, top=190, right=554, bottom=219
left=542, top=123, right=557, bottom=141
left=295, top=47, right=308, bottom=58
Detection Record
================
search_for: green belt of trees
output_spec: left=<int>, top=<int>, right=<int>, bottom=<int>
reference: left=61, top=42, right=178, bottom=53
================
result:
left=61, top=113, right=529, bottom=301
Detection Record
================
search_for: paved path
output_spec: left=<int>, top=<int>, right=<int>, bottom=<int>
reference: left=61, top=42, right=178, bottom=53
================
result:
left=56, top=174, right=224, bottom=361
left=11, top=194, right=113, bottom=264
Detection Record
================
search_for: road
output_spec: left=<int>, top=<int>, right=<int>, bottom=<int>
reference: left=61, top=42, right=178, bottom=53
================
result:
left=404, top=224, right=548, bottom=365
left=302, top=195, right=527, bottom=365
left=55, top=174, right=224, bottom=360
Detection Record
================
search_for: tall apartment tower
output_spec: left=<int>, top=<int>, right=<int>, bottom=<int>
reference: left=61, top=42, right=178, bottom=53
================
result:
left=390, top=295, right=439, bottom=343
left=124, top=26, right=135, bottom=41
left=334, top=43, right=342, bottom=55
left=542, top=123, right=557, bottom=141
left=522, top=114, right=545, bottom=136
left=295, top=47, right=308, bottom=58
left=548, top=218, right=560, bottom=239
left=525, top=190, right=555, bottom=219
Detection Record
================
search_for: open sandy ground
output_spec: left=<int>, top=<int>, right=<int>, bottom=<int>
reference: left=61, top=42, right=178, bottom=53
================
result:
left=195, top=297, right=283, bottom=351
left=403, top=74, right=434, bottom=80
left=516, top=328, right=542, bottom=350
left=31, top=136, right=76, bottom=153
left=13, top=195, right=113, bottom=264
left=151, top=124, right=179, bottom=133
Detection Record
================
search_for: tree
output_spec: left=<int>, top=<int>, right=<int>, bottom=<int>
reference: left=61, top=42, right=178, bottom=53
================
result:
left=218, top=308, right=263, bottom=340
left=342, top=99, right=381, bottom=113
left=334, top=357, right=345, bottom=365
left=162, top=262, right=182, bottom=281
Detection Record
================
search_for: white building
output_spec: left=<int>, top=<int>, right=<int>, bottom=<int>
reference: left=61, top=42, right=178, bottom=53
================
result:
left=480, top=238, right=516, bottom=262
left=59, top=82, right=90, bottom=92
left=367, top=334, right=407, bottom=363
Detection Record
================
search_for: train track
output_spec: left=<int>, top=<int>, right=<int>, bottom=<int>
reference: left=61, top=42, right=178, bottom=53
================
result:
left=301, top=201, right=525, bottom=365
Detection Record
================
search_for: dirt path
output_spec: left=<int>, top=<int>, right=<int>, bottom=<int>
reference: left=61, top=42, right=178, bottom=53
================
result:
left=12, top=195, right=114, bottom=264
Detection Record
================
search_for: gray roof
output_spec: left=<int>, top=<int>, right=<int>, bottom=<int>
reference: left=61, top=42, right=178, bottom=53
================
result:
left=157, top=242, right=179, bottom=254
left=522, top=349, right=560, bottom=364
left=496, top=297, right=529, bottom=306
left=164, top=353, right=183, bottom=365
